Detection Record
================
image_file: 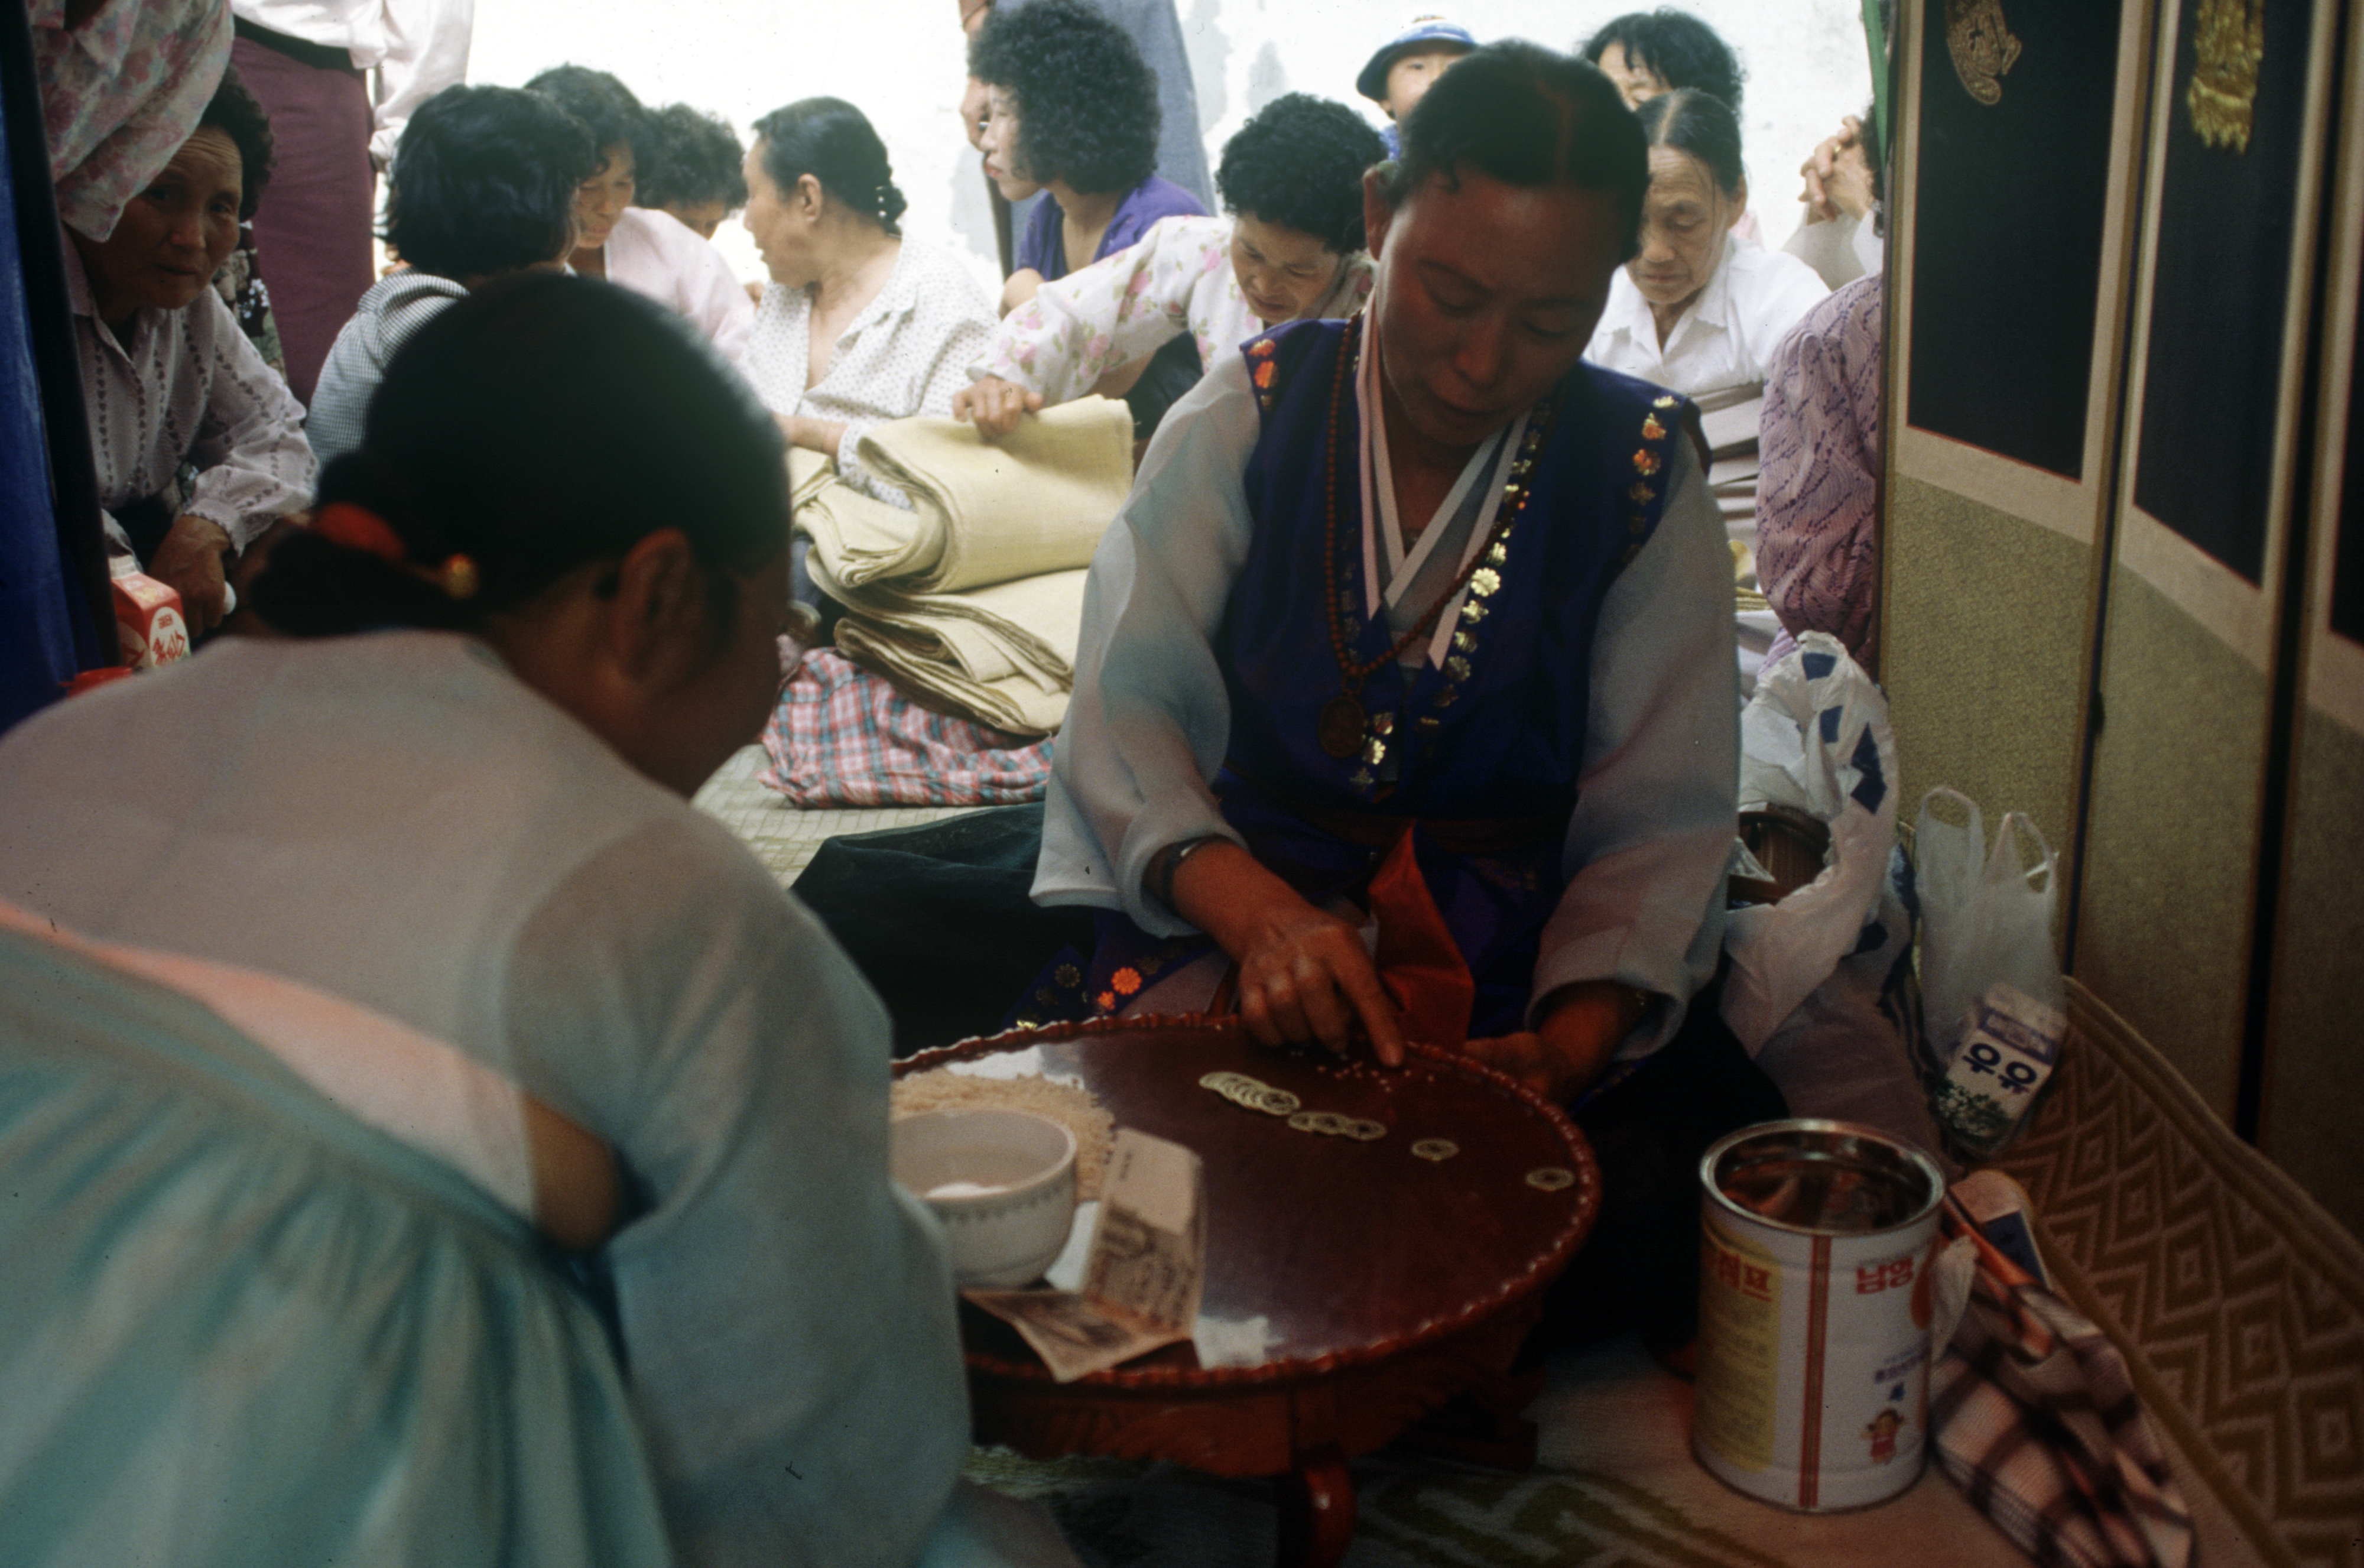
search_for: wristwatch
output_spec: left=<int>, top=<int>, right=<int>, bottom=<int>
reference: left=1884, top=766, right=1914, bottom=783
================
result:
left=1148, top=835, right=1222, bottom=913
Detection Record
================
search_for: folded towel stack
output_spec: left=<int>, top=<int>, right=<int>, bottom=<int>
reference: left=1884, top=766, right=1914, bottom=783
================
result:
left=793, top=398, right=1134, bottom=736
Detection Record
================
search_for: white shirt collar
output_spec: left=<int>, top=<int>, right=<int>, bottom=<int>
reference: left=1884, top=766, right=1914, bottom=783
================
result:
left=1600, top=231, right=1743, bottom=360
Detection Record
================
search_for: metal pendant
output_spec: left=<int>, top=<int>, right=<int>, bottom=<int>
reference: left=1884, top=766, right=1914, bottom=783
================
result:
left=1317, top=694, right=1366, bottom=759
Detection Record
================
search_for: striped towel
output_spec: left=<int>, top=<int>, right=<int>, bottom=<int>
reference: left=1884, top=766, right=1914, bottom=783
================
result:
left=1931, top=1198, right=2194, bottom=1568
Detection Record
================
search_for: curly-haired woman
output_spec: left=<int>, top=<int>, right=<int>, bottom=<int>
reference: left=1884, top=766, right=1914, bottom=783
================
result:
left=956, top=94, right=1382, bottom=442
left=968, top=0, right=1205, bottom=316
left=635, top=102, right=748, bottom=239
left=1578, top=8, right=1746, bottom=116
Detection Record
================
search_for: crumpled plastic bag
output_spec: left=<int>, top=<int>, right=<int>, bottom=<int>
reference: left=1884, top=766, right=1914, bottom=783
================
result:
left=1911, top=788, right=2064, bottom=1074
left=1721, top=633, right=1901, bottom=1052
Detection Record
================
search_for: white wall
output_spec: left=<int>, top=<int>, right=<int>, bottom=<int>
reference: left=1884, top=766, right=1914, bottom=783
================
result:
left=466, top=1, right=1873, bottom=298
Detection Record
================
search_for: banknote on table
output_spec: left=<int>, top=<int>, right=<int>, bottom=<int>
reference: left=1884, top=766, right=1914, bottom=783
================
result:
left=966, top=1128, right=1204, bottom=1382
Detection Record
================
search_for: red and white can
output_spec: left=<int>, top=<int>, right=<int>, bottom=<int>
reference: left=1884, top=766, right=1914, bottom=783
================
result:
left=1693, top=1119, right=1946, bottom=1511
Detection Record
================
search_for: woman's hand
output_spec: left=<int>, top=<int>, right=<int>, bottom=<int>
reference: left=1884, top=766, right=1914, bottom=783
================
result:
left=148, top=514, right=234, bottom=633
left=1798, top=116, right=1875, bottom=224
left=951, top=375, right=1043, bottom=438
left=1165, top=838, right=1407, bottom=1066
left=1458, top=981, right=1648, bottom=1104
left=960, top=76, right=993, bottom=150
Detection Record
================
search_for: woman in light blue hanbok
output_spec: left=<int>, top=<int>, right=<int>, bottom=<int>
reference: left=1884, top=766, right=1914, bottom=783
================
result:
left=0, top=277, right=1076, bottom=1568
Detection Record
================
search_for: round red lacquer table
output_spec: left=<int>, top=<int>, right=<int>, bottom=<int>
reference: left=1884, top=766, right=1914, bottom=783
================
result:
left=897, top=1016, right=1601, bottom=1568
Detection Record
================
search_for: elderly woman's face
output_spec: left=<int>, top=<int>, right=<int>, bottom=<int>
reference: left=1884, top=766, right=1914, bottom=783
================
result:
left=1628, top=145, right=1742, bottom=313
left=1363, top=168, right=1625, bottom=450
left=1595, top=41, right=1671, bottom=111
left=1229, top=212, right=1343, bottom=327
left=73, top=127, right=242, bottom=323
left=741, top=140, right=815, bottom=286
left=978, top=87, right=1042, bottom=202
left=572, top=142, right=636, bottom=254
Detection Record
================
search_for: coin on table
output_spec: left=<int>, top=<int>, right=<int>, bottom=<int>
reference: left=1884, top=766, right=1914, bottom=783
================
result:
left=1411, top=1139, right=1459, bottom=1162
left=1525, top=1167, right=1577, bottom=1192
left=1343, top=1118, right=1387, bottom=1141
left=1286, top=1111, right=1323, bottom=1134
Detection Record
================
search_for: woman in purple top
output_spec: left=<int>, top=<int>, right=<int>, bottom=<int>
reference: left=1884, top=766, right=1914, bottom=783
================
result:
left=970, top=0, right=1204, bottom=314
left=970, top=0, right=1207, bottom=439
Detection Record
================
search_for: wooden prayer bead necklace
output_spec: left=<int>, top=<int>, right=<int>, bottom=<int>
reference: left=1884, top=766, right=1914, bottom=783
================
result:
left=1314, top=317, right=1559, bottom=759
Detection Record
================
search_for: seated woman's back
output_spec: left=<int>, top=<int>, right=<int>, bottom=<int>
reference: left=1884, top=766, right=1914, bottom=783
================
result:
left=0, top=278, right=1020, bottom=1568
left=310, top=83, right=597, bottom=468
left=0, top=907, right=671, bottom=1568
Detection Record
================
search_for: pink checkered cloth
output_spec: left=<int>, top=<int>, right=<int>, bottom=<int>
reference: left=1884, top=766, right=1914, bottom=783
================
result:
left=1931, top=1200, right=2194, bottom=1568
left=759, top=646, right=1053, bottom=807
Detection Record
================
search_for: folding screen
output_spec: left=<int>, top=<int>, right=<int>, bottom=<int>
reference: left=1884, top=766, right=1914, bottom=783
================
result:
left=2258, top=4, right=2364, bottom=1239
left=1882, top=0, right=2155, bottom=866
left=2071, top=0, right=2343, bottom=1118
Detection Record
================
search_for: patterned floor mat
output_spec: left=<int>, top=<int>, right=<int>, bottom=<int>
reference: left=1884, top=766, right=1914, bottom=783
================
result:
left=965, top=1338, right=2040, bottom=1568
left=692, top=744, right=978, bottom=882
left=1997, top=983, right=2364, bottom=1568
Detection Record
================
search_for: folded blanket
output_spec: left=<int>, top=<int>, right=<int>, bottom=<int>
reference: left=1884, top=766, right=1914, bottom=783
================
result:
left=825, top=569, right=1090, bottom=738
left=814, top=397, right=1131, bottom=593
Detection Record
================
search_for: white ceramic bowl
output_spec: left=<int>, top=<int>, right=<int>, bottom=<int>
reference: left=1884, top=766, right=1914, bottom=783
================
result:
left=891, top=1108, right=1078, bottom=1288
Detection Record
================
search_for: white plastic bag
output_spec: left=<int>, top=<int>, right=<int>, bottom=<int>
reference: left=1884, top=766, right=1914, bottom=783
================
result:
left=1912, top=788, right=2065, bottom=1080
left=1720, top=634, right=1901, bottom=1051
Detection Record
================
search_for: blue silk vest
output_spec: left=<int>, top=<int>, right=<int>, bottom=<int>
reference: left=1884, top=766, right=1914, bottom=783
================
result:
left=1202, top=318, right=1694, bottom=1033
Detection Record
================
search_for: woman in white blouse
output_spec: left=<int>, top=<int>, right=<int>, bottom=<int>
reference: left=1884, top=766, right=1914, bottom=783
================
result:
left=953, top=93, right=1384, bottom=441
left=524, top=66, right=753, bottom=365
left=740, top=97, right=997, bottom=508
left=64, top=67, right=313, bottom=635
left=1583, top=89, right=1827, bottom=399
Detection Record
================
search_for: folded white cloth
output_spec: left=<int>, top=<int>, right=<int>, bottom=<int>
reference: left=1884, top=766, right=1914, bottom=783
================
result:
left=791, top=398, right=1129, bottom=734
left=797, top=398, right=1131, bottom=595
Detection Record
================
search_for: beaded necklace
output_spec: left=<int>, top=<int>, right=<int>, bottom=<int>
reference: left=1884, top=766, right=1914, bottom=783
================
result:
left=1314, top=317, right=1560, bottom=760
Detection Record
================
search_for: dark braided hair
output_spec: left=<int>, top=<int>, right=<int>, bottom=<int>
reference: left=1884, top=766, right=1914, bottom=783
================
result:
left=750, top=98, right=906, bottom=236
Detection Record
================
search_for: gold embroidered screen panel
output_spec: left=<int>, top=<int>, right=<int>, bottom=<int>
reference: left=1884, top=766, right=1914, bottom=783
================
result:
left=2129, top=0, right=2316, bottom=584
left=1905, top=1, right=2124, bottom=479
left=2076, top=0, right=2340, bottom=1128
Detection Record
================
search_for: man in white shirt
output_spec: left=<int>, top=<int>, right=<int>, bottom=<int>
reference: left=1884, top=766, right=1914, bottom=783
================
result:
left=229, top=0, right=473, bottom=404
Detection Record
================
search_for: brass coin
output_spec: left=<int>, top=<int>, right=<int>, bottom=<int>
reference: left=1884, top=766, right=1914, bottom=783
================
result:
left=1411, top=1139, right=1459, bottom=1162
left=1287, top=1111, right=1323, bottom=1133
left=1525, top=1167, right=1577, bottom=1192
left=1345, top=1119, right=1386, bottom=1141
left=1254, top=1089, right=1302, bottom=1116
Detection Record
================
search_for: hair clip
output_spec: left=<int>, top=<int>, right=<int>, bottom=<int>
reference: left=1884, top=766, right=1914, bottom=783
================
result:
left=314, top=502, right=480, bottom=602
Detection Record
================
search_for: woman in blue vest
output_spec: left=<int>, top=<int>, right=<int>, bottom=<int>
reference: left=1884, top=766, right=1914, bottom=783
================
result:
left=1033, top=40, right=1782, bottom=1349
